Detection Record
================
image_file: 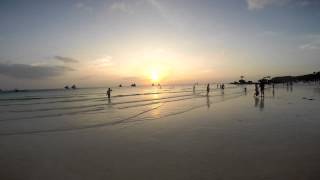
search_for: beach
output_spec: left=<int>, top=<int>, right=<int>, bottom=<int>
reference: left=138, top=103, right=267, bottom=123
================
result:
left=1, top=84, right=320, bottom=180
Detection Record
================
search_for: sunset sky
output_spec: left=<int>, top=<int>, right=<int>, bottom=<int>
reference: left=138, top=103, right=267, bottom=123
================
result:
left=1, top=0, right=320, bottom=89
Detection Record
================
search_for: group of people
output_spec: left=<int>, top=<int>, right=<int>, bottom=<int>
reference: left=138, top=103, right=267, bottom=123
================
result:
left=216, top=84, right=225, bottom=89
left=205, top=83, right=225, bottom=96
left=107, top=81, right=269, bottom=100
left=192, top=83, right=226, bottom=96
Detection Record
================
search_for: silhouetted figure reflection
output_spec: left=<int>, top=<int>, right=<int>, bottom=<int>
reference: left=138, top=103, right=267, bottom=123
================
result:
left=206, top=95, right=210, bottom=108
left=193, top=84, right=196, bottom=93
left=108, top=98, right=112, bottom=105
left=259, top=97, right=264, bottom=111
left=106, top=88, right=112, bottom=99
left=272, top=89, right=275, bottom=97
left=254, top=97, right=259, bottom=107
left=206, top=84, right=210, bottom=96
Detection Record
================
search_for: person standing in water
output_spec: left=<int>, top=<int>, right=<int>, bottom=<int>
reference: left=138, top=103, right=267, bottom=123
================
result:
left=206, top=83, right=210, bottom=96
left=260, top=81, right=265, bottom=97
left=106, top=88, right=112, bottom=99
left=255, top=84, right=259, bottom=97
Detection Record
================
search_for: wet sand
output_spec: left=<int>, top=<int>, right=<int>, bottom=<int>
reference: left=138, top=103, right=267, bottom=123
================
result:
left=1, top=85, right=320, bottom=180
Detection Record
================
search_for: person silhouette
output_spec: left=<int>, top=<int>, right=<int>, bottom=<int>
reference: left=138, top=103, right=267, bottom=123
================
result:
left=260, top=81, right=265, bottom=97
left=106, top=88, right=112, bottom=99
left=193, top=84, right=196, bottom=93
left=255, top=84, right=259, bottom=97
left=206, top=83, right=210, bottom=96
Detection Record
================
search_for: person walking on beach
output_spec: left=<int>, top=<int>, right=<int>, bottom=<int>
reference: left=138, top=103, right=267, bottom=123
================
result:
left=106, top=88, right=112, bottom=99
left=260, top=81, right=265, bottom=97
left=255, top=84, right=259, bottom=97
left=206, top=83, right=210, bottom=96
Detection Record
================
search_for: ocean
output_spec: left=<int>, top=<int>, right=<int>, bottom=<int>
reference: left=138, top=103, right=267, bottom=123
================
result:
left=0, top=84, right=246, bottom=136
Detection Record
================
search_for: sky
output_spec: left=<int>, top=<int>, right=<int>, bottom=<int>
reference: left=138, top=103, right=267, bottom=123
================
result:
left=0, top=0, right=320, bottom=89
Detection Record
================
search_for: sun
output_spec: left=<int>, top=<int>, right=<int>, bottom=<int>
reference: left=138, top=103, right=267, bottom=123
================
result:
left=151, top=70, right=159, bottom=82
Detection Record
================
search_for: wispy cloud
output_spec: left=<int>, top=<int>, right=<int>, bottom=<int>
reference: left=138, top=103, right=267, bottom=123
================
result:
left=296, top=0, right=320, bottom=7
left=247, top=0, right=319, bottom=10
left=110, top=1, right=134, bottom=14
left=246, top=0, right=290, bottom=10
left=74, top=2, right=92, bottom=11
left=299, top=34, right=320, bottom=50
left=93, top=56, right=113, bottom=67
left=54, top=56, right=78, bottom=63
left=300, top=39, right=320, bottom=50
left=0, top=63, right=74, bottom=79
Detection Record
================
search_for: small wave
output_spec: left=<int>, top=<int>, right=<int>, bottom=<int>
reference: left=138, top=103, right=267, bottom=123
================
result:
left=0, top=92, right=246, bottom=136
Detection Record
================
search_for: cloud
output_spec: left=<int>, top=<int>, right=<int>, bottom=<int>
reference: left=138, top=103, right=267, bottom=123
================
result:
left=0, top=63, right=74, bottom=79
left=246, top=0, right=290, bottom=10
left=300, top=42, right=320, bottom=50
left=110, top=2, right=133, bottom=14
left=75, top=2, right=85, bottom=8
left=300, top=35, right=320, bottom=50
left=296, top=0, right=320, bottom=6
left=92, top=56, right=114, bottom=68
left=246, top=0, right=319, bottom=10
left=54, top=56, right=78, bottom=63
left=74, top=2, right=92, bottom=11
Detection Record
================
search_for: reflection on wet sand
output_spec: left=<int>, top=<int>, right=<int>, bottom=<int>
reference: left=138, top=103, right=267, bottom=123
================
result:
left=206, top=95, right=210, bottom=108
left=259, top=97, right=264, bottom=111
left=254, top=96, right=264, bottom=111
left=254, top=97, right=259, bottom=107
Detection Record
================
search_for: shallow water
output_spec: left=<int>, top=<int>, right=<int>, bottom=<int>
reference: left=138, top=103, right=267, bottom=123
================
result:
left=0, top=84, right=245, bottom=135
left=1, top=83, right=320, bottom=180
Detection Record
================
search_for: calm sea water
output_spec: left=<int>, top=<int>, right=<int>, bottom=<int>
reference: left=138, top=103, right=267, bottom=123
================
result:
left=0, top=84, right=247, bottom=135
left=1, top=83, right=319, bottom=136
